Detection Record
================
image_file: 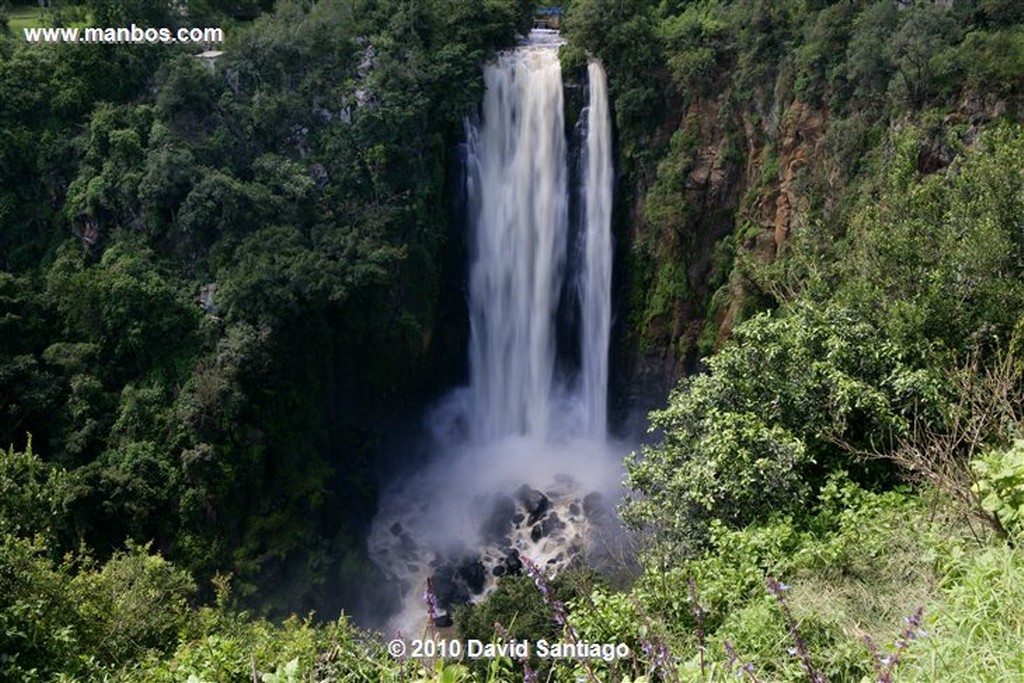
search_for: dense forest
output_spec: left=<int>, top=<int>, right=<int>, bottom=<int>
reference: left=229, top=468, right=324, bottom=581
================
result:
left=2, top=0, right=1024, bottom=681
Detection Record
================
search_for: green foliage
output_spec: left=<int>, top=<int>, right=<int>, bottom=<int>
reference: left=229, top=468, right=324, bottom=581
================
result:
left=0, top=434, right=393, bottom=681
left=972, top=440, right=1024, bottom=538
left=642, top=123, right=697, bottom=235
left=1, top=0, right=531, bottom=620
left=70, top=543, right=196, bottom=665
left=832, top=123, right=1024, bottom=356
left=0, top=533, right=79, bottom=682
left=886, top=4, right=960, bottom=108
left=118, top=610, right=391, bottom=683
left=956, top=26, right=1024, bottom=95
left=898, top=543, right=1024, bottom=681
left=0, top=436, right=73, bottom=538
left=791, top=2, right=857, bottom=107
left=2, top=0, right=1023, bottom=680
left=456, top=574, right=558, bottom=644
left=454, top=569, right=605, bottom=681
left=624, top=304, right=936, bottom=555
left=569, top=0, right=1024, bottom=361
left=658, top=4, right=729, bottom=97
left=0, top=449, right=195, bottom=682
left=572, top=476, right=950, bottom=682
left=563, top=0, right=662, bottom=174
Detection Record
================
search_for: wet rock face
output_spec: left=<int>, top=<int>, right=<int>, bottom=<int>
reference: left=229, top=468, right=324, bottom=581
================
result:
left=424, top=558, right=486, bottom=615
left=433, top=564, right=471, bottom=607
left=382, top=475, right=616, bottom=624
left=515, top=484, right=550, bottom=524
left=583, top=491, right=607, bottom=520
left=432, top=556, right=488, bottom=608
left=480, top=494, right=516, bottom=544
left=541, top=512, right=565, bottom=537
left=459, top=560, right=486, bottom=594
left=490, top=549, right=523, bottom=577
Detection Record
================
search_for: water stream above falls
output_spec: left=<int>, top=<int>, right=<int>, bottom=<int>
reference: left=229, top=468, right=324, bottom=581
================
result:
left=369, top=30, right=623, bottom=633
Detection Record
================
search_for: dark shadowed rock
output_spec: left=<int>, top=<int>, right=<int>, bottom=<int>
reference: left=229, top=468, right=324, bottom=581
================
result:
left=432, top=565, right=471, bottom=607
left=459, top=559, right=487, bottom=594
left=516, top=484, right=550, bottom=524
left=541, top=512, right=565, bottom=537
left=583, top=491, right=606, bottom=519
left=480, top=494, right=516, bottom=544
left=504, top=550, right=523, bottom=575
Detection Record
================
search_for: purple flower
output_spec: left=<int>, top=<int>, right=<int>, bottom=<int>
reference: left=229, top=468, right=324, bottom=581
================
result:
left=520, top=555, right=600, bottom=683
left=423, top=578, right=440, bottom=624
left=863, top=606, right=926, bottom=683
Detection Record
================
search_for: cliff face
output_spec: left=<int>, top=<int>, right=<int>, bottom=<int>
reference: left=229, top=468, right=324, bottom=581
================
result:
left=713, top=99, right=829, bottom=347
left=560, top=0, right=1024, bottom=408
left=624, top=88, right=1016, bottom=400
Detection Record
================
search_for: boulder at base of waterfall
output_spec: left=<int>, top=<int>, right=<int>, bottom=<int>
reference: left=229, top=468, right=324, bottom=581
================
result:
left=504, top=549, right=523, bottom=576
left=583, top=491, right=607, bottom=520
left=516, top=484, right=550, bottom=524
left=458, top=559, right=487, bottom=595
left=479, top=494, right=516, bottom=544
left=432, top=563, right=471, bottom=607
left=541, top=511, right=565, bottom=538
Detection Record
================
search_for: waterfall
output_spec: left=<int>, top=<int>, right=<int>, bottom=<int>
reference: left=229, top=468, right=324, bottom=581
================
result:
left=368, top=32, right=618, bottom=633
left=580, top=61, right=613, bottom=438
left=465, top=37, right=568, bottom=441
left=464, top=32, right=613, bottom=443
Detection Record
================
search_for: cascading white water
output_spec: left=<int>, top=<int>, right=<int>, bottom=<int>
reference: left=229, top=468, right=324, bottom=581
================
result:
left=465, top=36, right=568, bottom=441
left=464, top=32, right=614, bottom=443
left=580, top=61, right=613, bottom=438
left=369, top=32, right=619, bottom=633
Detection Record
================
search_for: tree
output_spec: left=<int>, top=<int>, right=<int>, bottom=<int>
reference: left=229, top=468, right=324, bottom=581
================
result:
left=623, top=305, right=932, bottom=558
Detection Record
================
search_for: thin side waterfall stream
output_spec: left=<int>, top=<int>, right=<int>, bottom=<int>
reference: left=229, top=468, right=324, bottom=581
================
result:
left=369, top=31, right=622, bottom=633
left=581, top=60, right=613, bottom=439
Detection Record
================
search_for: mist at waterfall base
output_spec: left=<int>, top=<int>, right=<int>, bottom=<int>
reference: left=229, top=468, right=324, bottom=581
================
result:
left=367, top=32, right=628, bottom=634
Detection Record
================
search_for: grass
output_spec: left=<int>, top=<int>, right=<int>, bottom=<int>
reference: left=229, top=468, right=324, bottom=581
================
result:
left=898, top=542, right=1024, bottom=682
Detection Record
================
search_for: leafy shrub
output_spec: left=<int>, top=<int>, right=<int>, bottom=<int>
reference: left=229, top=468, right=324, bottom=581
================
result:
left=623, top=305, right=932, bottom=556
left=972, top=440, right=1024, bottom=538
left=0, top=436, right=72, bottom=538
left=579, top=476, right=945, bottom=682
left=834, top=123, right=1024, bottom=356
left=956, top=26, right=1024, bottom=95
